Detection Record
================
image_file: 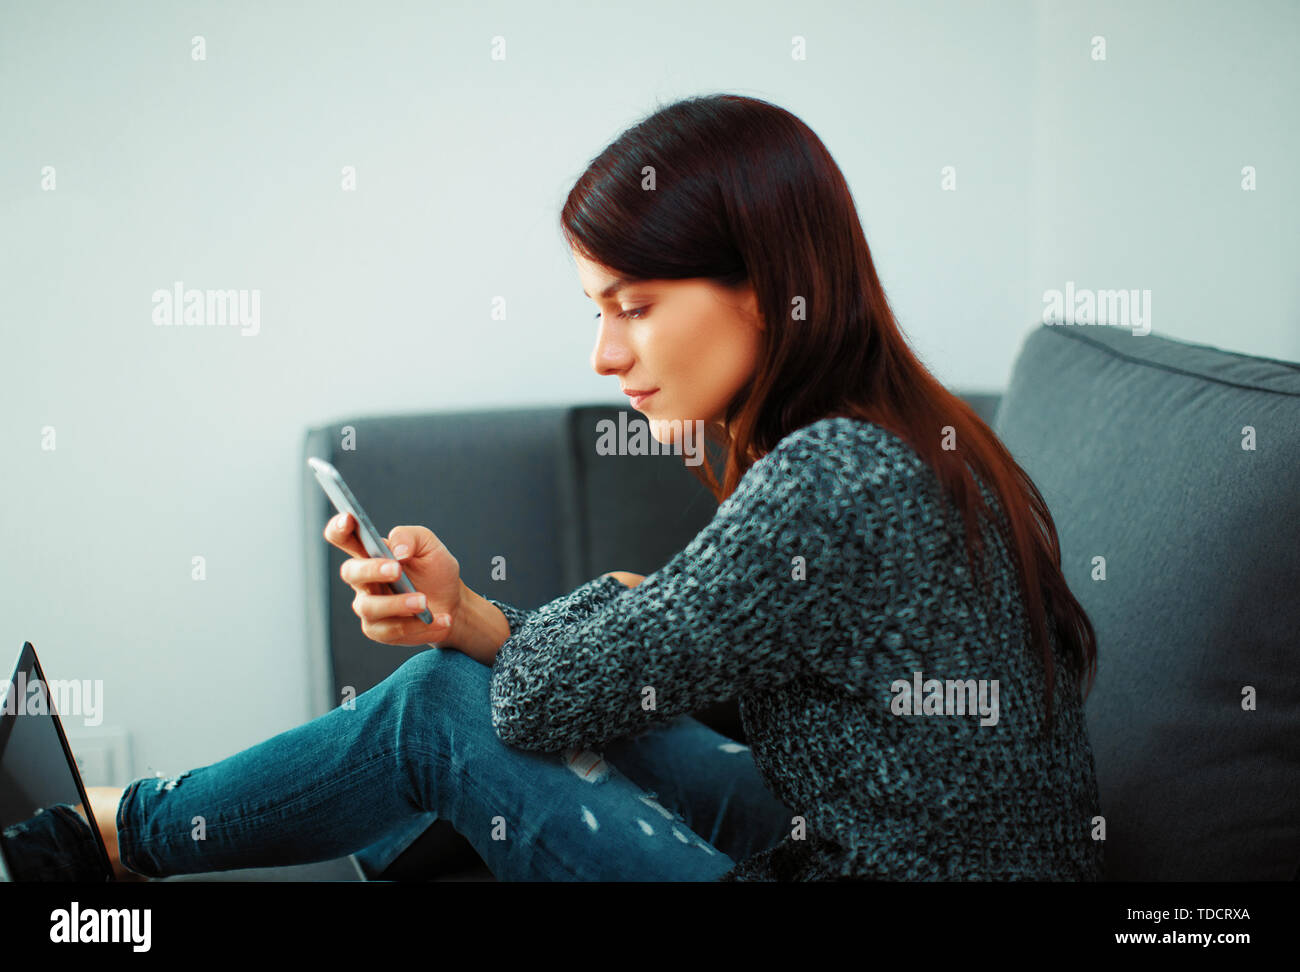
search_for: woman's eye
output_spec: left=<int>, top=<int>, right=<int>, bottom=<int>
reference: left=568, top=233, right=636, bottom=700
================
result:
left=593, top=307, right=649, bottom=320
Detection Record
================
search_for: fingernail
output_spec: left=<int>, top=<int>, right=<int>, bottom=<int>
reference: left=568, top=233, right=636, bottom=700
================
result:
left=436, top=614, right=452, bottom=628
left=405, top=594, right=426, bottom=610
left=382, top=561, right=399, bottom=578
left=393, top=544, right=411, bottom=559
left=335, top=513, right=347, bottom=531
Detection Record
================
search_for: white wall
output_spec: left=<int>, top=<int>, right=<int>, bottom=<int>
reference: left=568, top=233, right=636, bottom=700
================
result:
left=1, top=0, right=1294, bottom=782
left=1026, top=0, right=1299, bottom=356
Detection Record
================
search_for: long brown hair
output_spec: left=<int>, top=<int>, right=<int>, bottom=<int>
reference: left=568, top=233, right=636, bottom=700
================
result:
left=560, top=93, right=1097, bottom=734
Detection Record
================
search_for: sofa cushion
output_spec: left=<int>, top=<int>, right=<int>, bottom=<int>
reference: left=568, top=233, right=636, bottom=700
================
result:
left=994, top=323, right=1300, bottom=880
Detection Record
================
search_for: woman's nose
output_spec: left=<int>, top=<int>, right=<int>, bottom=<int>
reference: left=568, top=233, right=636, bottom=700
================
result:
left=590, top=319, right=630, bottom=376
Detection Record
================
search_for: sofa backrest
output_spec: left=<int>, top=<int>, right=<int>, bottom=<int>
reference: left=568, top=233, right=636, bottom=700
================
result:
left=993, top=323, right=1300, bottom=880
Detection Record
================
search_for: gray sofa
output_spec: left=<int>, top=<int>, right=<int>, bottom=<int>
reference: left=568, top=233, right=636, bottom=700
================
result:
left=286, top=322, right=1297, bottom=882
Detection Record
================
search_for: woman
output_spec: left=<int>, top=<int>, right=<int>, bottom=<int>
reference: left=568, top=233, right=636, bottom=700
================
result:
left=76, top=93, right=1101, bottom=881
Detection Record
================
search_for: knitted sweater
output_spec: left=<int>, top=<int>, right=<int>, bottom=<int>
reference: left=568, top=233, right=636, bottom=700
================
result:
left=485, top=416, right=1104, bottom=881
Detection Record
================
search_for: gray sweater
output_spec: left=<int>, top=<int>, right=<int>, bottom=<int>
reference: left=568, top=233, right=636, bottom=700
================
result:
left=485, top=416, right=1104, bottom=881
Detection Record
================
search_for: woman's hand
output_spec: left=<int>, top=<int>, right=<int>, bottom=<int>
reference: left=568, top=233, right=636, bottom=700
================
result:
left=604, top=571, right=646, bottom=588
left=324, top=514, right=463, bottom=648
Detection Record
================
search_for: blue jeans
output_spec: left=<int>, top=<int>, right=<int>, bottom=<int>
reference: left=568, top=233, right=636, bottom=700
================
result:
left=110, top=647, right=793, bottom=881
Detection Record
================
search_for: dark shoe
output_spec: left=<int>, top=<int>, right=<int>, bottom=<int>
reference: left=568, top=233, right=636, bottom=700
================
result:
left=1, top=803, right=112, bottom=881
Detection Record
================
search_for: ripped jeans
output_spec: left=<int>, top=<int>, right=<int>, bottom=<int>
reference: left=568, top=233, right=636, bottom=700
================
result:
left=113, top=646, right=795, bottom=881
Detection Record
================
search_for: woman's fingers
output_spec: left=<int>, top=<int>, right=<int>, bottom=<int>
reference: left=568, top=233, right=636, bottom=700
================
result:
left=360, top=617, right=453, bottom=647
left=340, top=556, right=404, bottom=587
left=351, top=589, right=429, bottom=622
left=323, top=512, right=370, bottom=560
left=351, top=593, right=454, bottom=646
left=324, top=515, right=456, bottom=646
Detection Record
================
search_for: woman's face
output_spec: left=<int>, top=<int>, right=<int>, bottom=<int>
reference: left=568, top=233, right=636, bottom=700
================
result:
left=576, top=251, right=764, bottom=446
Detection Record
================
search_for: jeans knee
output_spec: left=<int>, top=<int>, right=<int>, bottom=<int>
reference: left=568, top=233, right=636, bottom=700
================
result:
left=387, top=647, right=454, bottom=706
left=381, top=647, right=480, bottom=742
left=390, top=645, right=449, bottom=682
left=377, top=648, right=486, bottom=807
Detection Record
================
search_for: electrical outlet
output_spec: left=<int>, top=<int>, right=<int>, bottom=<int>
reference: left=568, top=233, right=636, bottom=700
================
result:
left=63, top=727, right=131, bottom=787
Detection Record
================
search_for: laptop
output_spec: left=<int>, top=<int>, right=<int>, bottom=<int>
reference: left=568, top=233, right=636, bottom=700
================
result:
left=0, top=642, right=115, bottom=882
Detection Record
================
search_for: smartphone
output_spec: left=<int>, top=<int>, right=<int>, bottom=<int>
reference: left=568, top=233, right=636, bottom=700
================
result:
left=307, top=456, right=435, bottom=625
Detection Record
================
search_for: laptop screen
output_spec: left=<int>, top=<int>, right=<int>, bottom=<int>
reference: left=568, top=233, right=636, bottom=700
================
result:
left=0, top=642, right=114, bottom=881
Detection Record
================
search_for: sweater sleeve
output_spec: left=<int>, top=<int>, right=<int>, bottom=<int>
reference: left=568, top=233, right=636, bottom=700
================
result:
left=486, top=425, right=865, bottom=752
left=482, top=574, right=629, bottom=645
left=481, top=597, right=538, bottom=640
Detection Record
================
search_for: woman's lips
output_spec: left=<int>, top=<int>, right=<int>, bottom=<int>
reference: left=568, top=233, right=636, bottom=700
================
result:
left=626, top=389, right=657, bottom=408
